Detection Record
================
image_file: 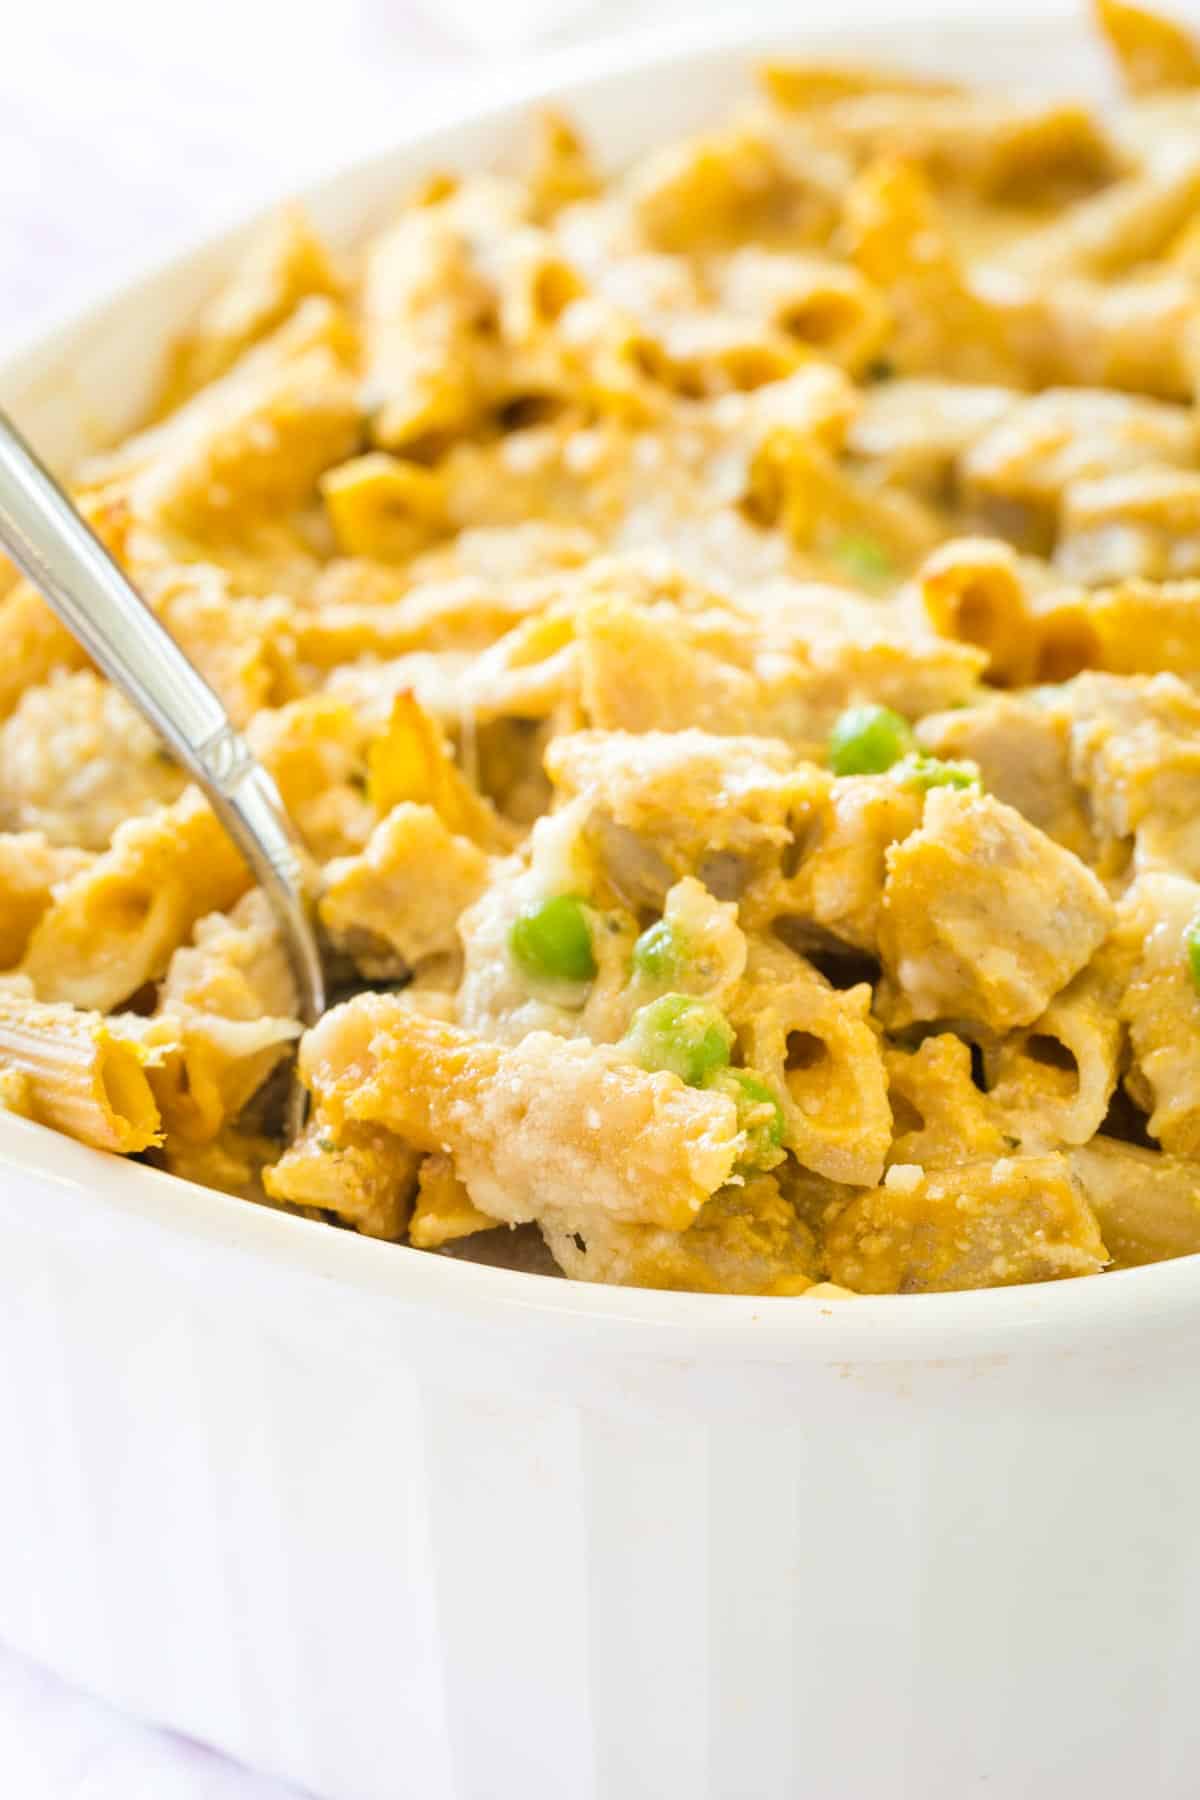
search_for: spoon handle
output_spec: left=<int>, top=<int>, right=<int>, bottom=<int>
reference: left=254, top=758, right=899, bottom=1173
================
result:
left=0, top=409, right=325, bottom=1026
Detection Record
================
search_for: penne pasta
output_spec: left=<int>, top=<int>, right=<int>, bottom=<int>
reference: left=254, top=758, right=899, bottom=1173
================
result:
left=264, top=1108, right=421, bottom=1241
left=19, top=789, right=250, bottom=1012
left=0, top=834, right=93, bottom=969
left=138, top=891, right=301, bottom=1145
left=1083, top=577, right=1200, bottom=675
left=541, top=1172, right=817, bottom=1295
left=824, top=1154, right=1107, bottom=1292
left=1117, top=871, right=1200, bottom=1154
left=407, top=1153, right=498, bottom=1249
left=762, top=772, right=924, bottom=952
left=320, top=803, right=491, bottom=978
left=1070, top=1136, right=1200, bottom=1266
left=0, top=979, right=161, bottom=1153
left=917, top=536, right=1045, bottom=685
left=984, top=950, right=1126, bottom=1150
left=1003, top=146, right=1200, bottom=275
left=1055, top=466, right=1200, bottom=585
left=809, top=91, right=1118, bottom=202
left=733, top=940, right=891, bottom=1187
left=161, top=206, right=344, bottom=409
left=1094, top=0, right=1200, bottom=95
left=885, top=1036, right=1008, bottom=1168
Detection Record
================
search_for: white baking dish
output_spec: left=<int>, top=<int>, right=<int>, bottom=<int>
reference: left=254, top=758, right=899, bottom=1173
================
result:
left=2, top=11, right=1197, bottom=1799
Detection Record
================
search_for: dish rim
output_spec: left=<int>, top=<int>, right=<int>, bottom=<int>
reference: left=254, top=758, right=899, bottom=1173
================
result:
left=2, top=0, right=1186, bottom=1359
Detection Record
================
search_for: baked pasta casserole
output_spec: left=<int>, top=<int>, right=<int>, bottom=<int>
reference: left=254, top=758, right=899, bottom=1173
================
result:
left=8, top=0, right=1200, bottom=1296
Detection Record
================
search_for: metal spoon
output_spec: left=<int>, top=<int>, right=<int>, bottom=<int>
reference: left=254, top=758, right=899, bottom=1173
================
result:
left=0, top=409, right=325, bottom=1114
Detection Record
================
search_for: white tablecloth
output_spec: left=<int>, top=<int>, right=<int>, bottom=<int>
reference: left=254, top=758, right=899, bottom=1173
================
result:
left=0, top=1641, right=307, bottom=1798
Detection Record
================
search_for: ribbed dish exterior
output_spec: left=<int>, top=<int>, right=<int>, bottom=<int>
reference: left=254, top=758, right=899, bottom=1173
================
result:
left=1, top=1126, right=1199, bottom=1800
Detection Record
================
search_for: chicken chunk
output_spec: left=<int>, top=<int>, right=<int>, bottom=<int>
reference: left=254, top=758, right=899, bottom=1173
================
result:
left=547, top=727, right=824, bottom=908
left=917, top=695, right=1096, bottom=861
left=319, top=804, right=491, bottom=979
left=879, top=788, right=1115, bottom=1031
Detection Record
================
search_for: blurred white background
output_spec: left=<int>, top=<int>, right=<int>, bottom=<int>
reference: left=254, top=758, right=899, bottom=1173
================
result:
left=4, top=0, right=1070, bottom=339
left=6, top=1, right=463, bottom=340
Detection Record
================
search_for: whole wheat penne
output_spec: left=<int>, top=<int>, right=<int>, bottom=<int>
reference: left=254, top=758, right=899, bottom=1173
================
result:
left=0, top=981, right=161, bottom=1153
left=20, top=790, right=250, bottom=1012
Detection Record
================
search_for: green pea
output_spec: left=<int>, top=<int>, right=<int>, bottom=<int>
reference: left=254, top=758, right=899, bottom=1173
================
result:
left=625, top=993, right=733, bottom=1087
left=827, top=703, right=914, bottom=777
left=892, top=751, right=981, bottom=793
left=509, top=894, right=597, bottom=984
left=832, top=533, right=893, bottom=588
left=715, top=1069, right=787, bottom=1169
left=631, top=918, right=683, bottom=982
left=1186, top=913, right=1200, bottom=997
